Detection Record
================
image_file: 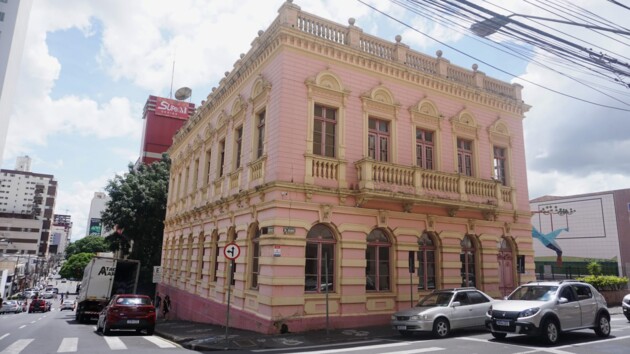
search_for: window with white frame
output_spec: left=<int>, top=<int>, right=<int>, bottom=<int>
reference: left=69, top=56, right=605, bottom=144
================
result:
left=256, top=111, right=266, bottom=159
left=313, top=104, right=337, bottom=157
left=368, top=118, right=390, bottom=162
left=416, top=129, right=434, bottom=169
left=493, top=146, right=507, bottom=185
left=457, top=138, right=474, bottom=176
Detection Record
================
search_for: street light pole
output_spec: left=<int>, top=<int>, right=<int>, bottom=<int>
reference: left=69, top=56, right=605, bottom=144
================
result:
left=471, top=13, right=630, bottom=37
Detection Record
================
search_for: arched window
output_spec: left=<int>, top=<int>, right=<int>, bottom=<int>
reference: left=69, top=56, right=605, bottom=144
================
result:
left=366, top=229, right=391, bottom=291
left=211, top=231, right=219, bottom=282
left=418, top=232, right=436, bottom=290
left=196, top=232, right=205, bottom=282
left=305, top=224, right=336, bottom=293
left=460, top=235, right=477, bottom=287
left=250, top=227, right=262, bottom=289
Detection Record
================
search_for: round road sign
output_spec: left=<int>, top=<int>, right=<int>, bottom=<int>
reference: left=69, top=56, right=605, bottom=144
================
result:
left=224, top=242, right=241, bottom=260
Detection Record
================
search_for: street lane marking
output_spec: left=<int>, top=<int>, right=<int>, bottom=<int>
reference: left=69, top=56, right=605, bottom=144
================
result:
left=390, top=348, right=445, bottom=354
left=143, top=336, right=176, bottom=348
left=57, top=337, right=78, bottom=353
left=252, top=339, right=386, bottom=352
left=291, top=342, right=412, bottom=354
left=18, top=326, right=25, bottom=329
left=0, top=334, right=8, bottom=341
left=103, top=336, right=127, bottom=350
left=29, top=321, right=35, bottom=324
left=0, top=338, right=33, bottom=354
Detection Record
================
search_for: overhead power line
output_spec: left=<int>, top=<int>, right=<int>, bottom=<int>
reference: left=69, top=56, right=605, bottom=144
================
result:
left=356, top=0, right=630, bottom=111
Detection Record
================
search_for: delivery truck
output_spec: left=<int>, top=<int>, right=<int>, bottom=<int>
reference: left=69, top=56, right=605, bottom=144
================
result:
left=75, top=256, right=140, bottom=323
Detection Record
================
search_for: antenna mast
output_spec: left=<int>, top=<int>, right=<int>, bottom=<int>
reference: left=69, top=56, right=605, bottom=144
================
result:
left=169, top=60, right=175, bottom=99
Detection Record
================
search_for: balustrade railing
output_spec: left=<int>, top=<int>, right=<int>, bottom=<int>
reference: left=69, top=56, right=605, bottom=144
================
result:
left=356, top=159, right=510, bottom=207
left=311, top=156, right=339, bottom=180
left=288, top=6, right=518, bottom=99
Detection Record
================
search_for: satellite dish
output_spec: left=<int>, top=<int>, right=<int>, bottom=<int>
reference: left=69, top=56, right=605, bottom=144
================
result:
left=174, top=87, right=192, bottom=101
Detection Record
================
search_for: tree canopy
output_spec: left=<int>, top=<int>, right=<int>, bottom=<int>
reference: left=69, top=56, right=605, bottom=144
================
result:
left=101, top=154, right=170, bottom=294
left=64, top=235, right=111, bottom=260
left=59, top=252, right=94, bottom=280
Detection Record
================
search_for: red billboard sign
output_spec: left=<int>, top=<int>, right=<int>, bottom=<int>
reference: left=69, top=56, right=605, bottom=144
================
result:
left=155, top=97, right=190, bottom=119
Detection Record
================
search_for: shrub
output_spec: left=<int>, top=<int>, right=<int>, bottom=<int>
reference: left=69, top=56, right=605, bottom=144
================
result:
left=577, top=275, right=629, bottom=291
left=587, top=261, right=603, bottom=276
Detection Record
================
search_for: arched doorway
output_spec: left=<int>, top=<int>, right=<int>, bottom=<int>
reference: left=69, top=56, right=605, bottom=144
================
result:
left=497, top=238, right=514, bottom=297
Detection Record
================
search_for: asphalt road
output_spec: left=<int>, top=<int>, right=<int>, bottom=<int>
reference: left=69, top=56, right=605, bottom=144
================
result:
left=0, top=297, right=197, bottom=354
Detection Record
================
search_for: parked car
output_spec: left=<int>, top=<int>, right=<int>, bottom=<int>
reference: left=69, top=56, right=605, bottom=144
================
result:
left=0, top=300, right=22, bottom=314
left=28, top=299, right=49, bottom=313
left=623, top=293, right=630, bottom=321
left=41, top=291, right=56, bottom=299
left=391, top=287, right=495, bottom=338
left=485, top=280, right=611, bottom=345
left=96, top=294, right=156, bottom=335
left=60, top=300, right=76, bottom=311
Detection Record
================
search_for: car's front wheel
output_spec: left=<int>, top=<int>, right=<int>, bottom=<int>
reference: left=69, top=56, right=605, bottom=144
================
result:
left=103, top=321, right=112, bottom=336
left=432, top=318, right=450, bottom=338
left=540, top=318, right=560, bottom=345
left=594, top=313, right=611, bottom=337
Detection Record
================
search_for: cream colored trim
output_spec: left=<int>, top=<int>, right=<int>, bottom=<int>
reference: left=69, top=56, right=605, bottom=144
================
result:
left=410, top=99, right=443, bottom=171
left=304, top=70, right=349, bottom=188
left=361, top=85, right=400, bottom=163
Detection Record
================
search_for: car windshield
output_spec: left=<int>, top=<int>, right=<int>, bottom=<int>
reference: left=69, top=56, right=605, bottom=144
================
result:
left=116, top=297, right=151, bottom=305
left=416, top=292, right=454, bottom=307
left=509, top=285, right=558, bottom=301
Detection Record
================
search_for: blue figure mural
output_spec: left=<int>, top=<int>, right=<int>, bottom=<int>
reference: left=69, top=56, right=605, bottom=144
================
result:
left=532, top=227, right=569, bottom=266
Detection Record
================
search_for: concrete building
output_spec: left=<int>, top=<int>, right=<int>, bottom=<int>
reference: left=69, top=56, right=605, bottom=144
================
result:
left=0, top=168, right=57, bottom=256
left=85, top=192, right=109, bottom=236
left=159, top=1, right=533, bottom=334
left=0, top=0, right=34, bottom=164
left=52, top=214, right=72, bottom=255
left=15, top=155, right=32, bottom=172
left=137, top=95, right=195, bottom=166
left=531, top=189, right=630, bottom=279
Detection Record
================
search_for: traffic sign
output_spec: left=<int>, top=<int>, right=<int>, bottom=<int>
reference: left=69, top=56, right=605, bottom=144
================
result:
left=152, top=266, right=163, bottom=283
left=224, top=242, right=241, bottom=260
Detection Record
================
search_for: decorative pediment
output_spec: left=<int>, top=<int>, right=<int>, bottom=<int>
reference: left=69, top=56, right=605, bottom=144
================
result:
left=488, top=118, right=512, bottom=146
left=410, top=98, right=442, bottom=128
left=450, top=109, right=478, bottom=138
left=251, top=75, right=272, bottom=100
left=305, top=70, right=349, bottom=106
left=231, top=95, right=247, bottom=117
left=361, top=85, right=400, bottom=118
left=204, top=122, right=215, bottom=142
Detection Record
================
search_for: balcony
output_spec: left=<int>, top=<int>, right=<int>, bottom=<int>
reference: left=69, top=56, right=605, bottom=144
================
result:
left=355, top=158, right=514, bottom=209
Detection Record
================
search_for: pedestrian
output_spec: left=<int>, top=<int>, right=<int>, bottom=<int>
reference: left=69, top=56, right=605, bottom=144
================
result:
left=154, top=292, right=162, bottom=317
left=162, top=295, right=171, bottom=320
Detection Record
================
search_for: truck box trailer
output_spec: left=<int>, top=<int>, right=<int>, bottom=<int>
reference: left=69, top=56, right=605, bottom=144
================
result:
left=75, top=256, right=140, bottom=323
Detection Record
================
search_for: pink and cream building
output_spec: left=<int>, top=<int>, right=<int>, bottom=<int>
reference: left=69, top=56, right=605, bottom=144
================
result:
left=160, top=0, right=534, bottom=334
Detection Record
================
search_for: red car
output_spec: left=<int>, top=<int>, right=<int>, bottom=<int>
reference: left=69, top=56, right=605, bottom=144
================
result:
left=96, top=294, right=156, bottom=335
left=28, top=299, right=49, bottom=313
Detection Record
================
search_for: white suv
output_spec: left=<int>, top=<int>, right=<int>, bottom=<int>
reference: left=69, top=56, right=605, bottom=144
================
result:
left=485, top=280, right=611, bottom=345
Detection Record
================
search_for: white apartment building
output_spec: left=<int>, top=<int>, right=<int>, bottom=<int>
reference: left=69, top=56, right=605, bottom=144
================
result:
left=86, top=192, right=109, bottom=236
left=0, top=0, right=34, bottom=163
left=52, top=214, right=72, bottom=255
left=0, top=166, right=57, bottom=256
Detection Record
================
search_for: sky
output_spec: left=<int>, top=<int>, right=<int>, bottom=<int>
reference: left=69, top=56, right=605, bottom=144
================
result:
left=3, top=0, right=630, bottom=242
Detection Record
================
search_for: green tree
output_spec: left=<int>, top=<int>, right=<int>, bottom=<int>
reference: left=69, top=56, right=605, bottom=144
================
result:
left=65, top=235, right=111, bottom=260
left=101, top=154, right=170, bottom=295
left=60, top=253, right=94, bottom=279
